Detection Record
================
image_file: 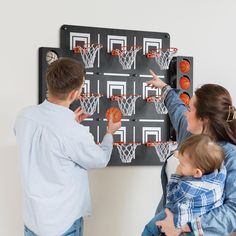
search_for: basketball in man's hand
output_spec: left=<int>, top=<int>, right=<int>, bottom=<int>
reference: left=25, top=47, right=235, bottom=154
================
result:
left=106, top=107, right=122, bottom=123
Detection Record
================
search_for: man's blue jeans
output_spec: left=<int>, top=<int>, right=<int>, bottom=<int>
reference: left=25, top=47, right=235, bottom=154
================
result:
left=24, top=217, right=84, bottom=236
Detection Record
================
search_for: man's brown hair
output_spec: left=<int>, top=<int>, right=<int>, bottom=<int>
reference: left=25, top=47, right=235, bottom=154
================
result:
left=179, top=134, right=224, bottom=174
left=46, top=58, right=85, bottom=100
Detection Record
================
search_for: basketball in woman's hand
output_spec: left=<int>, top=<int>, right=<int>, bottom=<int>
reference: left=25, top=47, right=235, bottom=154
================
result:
left=106, top=107, right=122, bottom=123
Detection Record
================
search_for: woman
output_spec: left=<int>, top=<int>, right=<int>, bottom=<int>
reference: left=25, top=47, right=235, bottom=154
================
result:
left=146, top=70, right=236, bottom=236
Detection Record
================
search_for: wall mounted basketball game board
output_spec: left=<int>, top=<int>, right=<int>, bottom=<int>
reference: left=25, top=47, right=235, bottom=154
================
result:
left=39, top=25, right=193, bottom=166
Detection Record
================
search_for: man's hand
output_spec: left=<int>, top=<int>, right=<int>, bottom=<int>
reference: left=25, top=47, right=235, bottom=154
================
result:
left=74, top=107, right=90, bottom=123
left=156, top=209, right=181, bottom=236
left=107, top=114, right=121, bottom=135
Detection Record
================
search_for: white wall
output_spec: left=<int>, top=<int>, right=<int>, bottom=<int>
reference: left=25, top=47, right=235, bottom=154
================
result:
left=1, top=0, right=236, bottom=235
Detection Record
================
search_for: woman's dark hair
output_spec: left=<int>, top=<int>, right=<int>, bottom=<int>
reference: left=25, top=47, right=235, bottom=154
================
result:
left=194, top=84, right=236, bottom=144
left=46, top=57, right=85, bottom=100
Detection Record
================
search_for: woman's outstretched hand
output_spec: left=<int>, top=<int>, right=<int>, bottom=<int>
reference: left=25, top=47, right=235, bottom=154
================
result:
left=146, top=69, right=167, bottom=89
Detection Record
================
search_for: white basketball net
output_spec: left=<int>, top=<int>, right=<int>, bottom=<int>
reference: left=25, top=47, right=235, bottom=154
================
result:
left=77, top=44, right=103, bottom=68
left=154, top=142, right=178, bottom=162
left=147, top=96, right=168, bottom=114
left=115, top=143, right=141, bottom=163
left=116, top=46, right=142, bottom=70
left=154, top=48, right=177, bottom=70
left=79, top=94, right=101, bottom=115
left=114, top=95, right=140, bottom=116
left=154, top=98, right=168, bottom=114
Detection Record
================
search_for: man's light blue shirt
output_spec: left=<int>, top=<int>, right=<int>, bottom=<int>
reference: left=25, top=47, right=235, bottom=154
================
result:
left=14, top=100, right=113, bottom=236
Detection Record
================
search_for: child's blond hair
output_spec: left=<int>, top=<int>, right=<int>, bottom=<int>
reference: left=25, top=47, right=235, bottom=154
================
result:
left=179, top=134, right=224, bottom=174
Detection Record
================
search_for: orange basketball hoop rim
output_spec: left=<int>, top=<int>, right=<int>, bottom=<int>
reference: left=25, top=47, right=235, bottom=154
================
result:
left=146, top=95, right=162, bottom=102
left=113, top=141, right=141, bottom=146
left=147, top=47, right=178, bottom=58
left=110, top=94, right=141, bottom=101
left=146, top=141, right=177, bottom=147
left=73, top=43, right=103, bottom=53
left=111, top=45, right=142, bottom=56
left=80, top=93, right=102, bottom=98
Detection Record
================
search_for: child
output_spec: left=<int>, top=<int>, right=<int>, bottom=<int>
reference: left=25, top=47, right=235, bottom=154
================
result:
left=142, top=134, right=226, bottom=236
left=14, top=58, right=121, bottom=236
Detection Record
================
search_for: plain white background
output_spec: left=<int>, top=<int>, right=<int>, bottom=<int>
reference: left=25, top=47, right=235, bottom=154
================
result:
left=0, top=0, right=236, bottom=235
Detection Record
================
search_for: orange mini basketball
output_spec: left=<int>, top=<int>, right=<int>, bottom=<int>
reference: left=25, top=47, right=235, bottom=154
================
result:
left=179, top=76, right=190, bottom=90
left=179, top=59, right=191, bottom=73
left=106, top=107, right=122, bottom=123
left=179, top=93, right=190, bottom=106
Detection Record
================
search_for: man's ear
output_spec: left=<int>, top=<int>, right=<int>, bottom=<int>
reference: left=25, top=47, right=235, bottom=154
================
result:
left=193, top=168, right=203, bottom=178
left=68, top=89, right=79, bottom=102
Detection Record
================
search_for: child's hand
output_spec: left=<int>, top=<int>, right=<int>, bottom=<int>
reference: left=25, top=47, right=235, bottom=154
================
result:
left=74, top=107, right=90, bottom=123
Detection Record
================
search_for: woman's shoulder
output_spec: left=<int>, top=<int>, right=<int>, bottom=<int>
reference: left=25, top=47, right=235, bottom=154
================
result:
left=220, top=141, right=236, bottom=154
left=219, top=141, right=236, bottom=168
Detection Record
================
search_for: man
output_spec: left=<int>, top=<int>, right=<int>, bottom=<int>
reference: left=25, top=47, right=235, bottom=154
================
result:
left=14, top=58, right=121, bottom=236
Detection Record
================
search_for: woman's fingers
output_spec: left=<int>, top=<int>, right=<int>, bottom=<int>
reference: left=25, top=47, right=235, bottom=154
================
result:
left=149, top=69, right=157, bottom=77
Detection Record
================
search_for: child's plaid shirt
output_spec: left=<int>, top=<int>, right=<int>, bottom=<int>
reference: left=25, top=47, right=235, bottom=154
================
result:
left=166, top=165, right=226, bottom=229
